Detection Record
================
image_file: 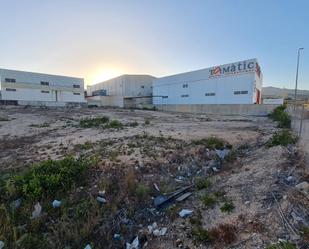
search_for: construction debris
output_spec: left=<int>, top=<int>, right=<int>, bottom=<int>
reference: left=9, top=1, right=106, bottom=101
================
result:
left=126, top=236, right=139, bottom=249
left=179, top=209, right=193, bottom=218
left=31, top=202, right=42, bottom=219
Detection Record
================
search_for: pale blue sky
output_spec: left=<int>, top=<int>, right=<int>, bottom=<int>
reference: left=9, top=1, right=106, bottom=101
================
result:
left=0, top=0, right=308, bottom=89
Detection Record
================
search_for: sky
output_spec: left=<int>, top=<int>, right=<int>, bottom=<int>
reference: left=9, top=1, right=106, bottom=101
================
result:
left=0, top=0, right=308, bottom=90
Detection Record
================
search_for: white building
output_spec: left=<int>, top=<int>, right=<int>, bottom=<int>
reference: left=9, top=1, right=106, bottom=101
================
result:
left=87, top=74, right=156, bottom=107
left=0, top=68, right=85, bottom=106
left=153, top=58, right=263, bottom=105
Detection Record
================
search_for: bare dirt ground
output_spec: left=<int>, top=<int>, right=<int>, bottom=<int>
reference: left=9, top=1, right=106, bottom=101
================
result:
left=0, top=106, right=308, bottom=249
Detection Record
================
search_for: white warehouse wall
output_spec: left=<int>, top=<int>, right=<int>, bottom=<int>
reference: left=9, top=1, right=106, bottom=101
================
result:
left=153, top=59, right=262, bottom=105
left=87, top=75, right=156, bottom=97
left=0, top=68, right=85, bottom=103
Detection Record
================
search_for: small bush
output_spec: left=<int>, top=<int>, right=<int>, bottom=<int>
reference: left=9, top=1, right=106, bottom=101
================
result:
left=105, top=119, right=123, bottom=129
left=202, top=194, right=217, bottom=208
left=209, top=223, right=237, bottom=244
left=10, top=156, right=91, bottom=200
left=127, top=121, right=139, bottom=127
left=220, top=201, right=235, bottom=213
left=135, top=183, right=150, bottom=200
left=0, top=117, right=9, bottom=121
left=269, top=105, right=291, bottom=128
left=192, top=137, right=229, bottom=150
left=266, top=241, right=296, bottom=249
left=195, top=177, right=212, bottom=190
left=268, top=130, right=298, bottom=147
left=144, top=119, right=150, bottom=125
left=79, top=116, right=109, bottom=128
left=300, top=226, right=309, bottom=242
left=192, top=226, right=211, bottom=242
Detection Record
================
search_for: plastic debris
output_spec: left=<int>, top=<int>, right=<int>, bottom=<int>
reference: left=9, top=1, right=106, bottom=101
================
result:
left=52, top=200, right=62, bottom=208
left=84, top=244, right=92, bottom=249
left=154, top=183, right=160, bottom=192
left=114, top=233, right=121, bottom=240
left=215, top=149, right=230, bottom=160
left=154, top=186, right=191, bottom=209
left=179, top=209, right=193, bottom=218
left=126, top=236, right=139, bottom=249
left=96, top=196, right=107, bottom=203
left=148, top=222, right=158, bottom=234
left=31, top=202, right=42, bottom=219
left=153, top=227, right=167, bottom=236
left=176, top=192, right=192, bottom=202
left=11, top=198, right=22, bottom=209
left=98, top=190, right=105, bottom=197
left=0, top=241, right=4, bottom=249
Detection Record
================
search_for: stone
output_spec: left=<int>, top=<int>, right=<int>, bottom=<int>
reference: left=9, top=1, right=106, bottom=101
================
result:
left=295, top=181, right=309, bottom=191
left=96, top=196, right=107, bottom=203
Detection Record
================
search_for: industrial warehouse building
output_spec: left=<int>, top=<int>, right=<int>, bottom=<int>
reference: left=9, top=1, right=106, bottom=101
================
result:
left=153, top=58, right=263, bottom=105
left=0, top=68, right=86, bottom=106
left=87, top=74, right=156, bottom=108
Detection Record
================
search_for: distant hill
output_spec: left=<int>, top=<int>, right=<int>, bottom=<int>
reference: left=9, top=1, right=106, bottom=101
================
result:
left=263, top=86, right=309, bottom=99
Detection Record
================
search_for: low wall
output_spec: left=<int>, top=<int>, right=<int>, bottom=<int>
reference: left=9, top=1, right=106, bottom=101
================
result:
left=155, top=104, right=279, bottom=116
left=86, top=96, right=124, bottom=107
left=17, top=100, right=86, bottom=107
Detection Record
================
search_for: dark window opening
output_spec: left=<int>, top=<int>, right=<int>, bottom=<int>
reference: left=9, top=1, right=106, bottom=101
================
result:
left=73, top=92, right=81, bottom=95
left=73, top=84, right=80, bottom=88
left=5, top=78, right=16, bottom=83
left=40, top=81, right=49, bottom=86
left=141, top=85, right=144, bottom=89
left=41, top=90, right=50, bottom=93
left=182, top=84, right=188, bottom=88
left=205, top=92, right=215, bottom=96
left=5, top=88, right=16, bottom=91
left=181, top=94, right=189, bottom=97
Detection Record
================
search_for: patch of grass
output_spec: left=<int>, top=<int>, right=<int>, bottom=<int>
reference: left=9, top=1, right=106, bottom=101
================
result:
left=79, top=116, right=109, bottom=128
left=8, top=156, right=91, bottom=200
left=269, top=105, right=291, bottom=128
left=300, top=226, right=309, bottom=243
left=195, top=177, right=212, bottom=190
left=266, top=241, right=296, bottom=249
left=144, top=119, right=150, bottom=125
left=192, top=137, right=229, bottom=150
left=74, top=141, right=93, bottom=151
left=268, top=130, right=298, bottom=147
left=192, top=226, right=211, bottom=243
left=220, top=201, right=235, bottom=213
left=135, top=183, right=150, bottom=200
left=0, top=117, right=10, bottom=121
left=201, top=193, right=217, bottom=208
left=104, top=119, right=123, bottom=129
left=209, top=223, right=237, bottom=245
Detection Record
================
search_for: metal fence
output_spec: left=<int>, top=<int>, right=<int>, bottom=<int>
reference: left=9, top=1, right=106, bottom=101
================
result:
left=288, top=104, right=309, bottom=153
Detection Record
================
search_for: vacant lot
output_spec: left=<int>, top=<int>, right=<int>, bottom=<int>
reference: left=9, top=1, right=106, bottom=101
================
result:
left=0, top=106, right=308, bottom=249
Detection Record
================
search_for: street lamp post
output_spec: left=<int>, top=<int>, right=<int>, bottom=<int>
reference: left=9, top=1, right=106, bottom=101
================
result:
left=294, top=47, right=304, bottom=110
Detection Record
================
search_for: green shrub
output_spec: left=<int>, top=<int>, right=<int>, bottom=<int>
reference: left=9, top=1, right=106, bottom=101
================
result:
left=10, top=156, right=91, bottom=200
left=104, top=120, right=123, bottom=129
left=144, top=119, right=150, bottom=125
left=220, top=201, right=235, bottom=213
left=135, top=183, right=150, bottom=200
left=192, top=137, right=229, bottom=150
left=79, top=116, right=109, bottom=128
left=127, top=121, right=139, bottom=127
left=195, top=177, right=212, bottom=190
left=268, top=130, right=298, bottom=147
left=202, top=194, right=217, bottom=208
left=192, top=226, right=211, bottom=242
left=269, top=105, right=291, bottom=128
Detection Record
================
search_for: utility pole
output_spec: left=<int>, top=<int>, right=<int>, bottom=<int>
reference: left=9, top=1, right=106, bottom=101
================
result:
left=294, top=48, right=304, bottom=110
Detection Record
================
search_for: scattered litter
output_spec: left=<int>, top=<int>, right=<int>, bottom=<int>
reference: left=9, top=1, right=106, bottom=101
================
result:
left=286, top=176, right=294, bottom=182
left=179, top=209, right=193, bottom=218
left=154, top=186, right=192, bottom=209
left=84, top=244, right=92, bottom=249
left=148, top=222, right=158, bottom=234
left=175, top=192, right=192, bottom=202
left=126, top=236, right=139, bottom=249
left=154, top=183, right=160, bottom=192
left=153, top=227, right=167, bottom=236
left=97, top=196, right=107, bottom=203
left=98, top=190, right=105, bottom=197
left=215, top=149, right=230, bottom=160
left=11, top=198, right=22, bottom=209
left=52, top=199, right=62, bottom=208
left=31, top=202, right=42, bottom=219
left=114, top=233, right=121, bottom=240
left=245, top=201, right=251, bottom=205
left=212, top=167, right=219, bottom=172
left=0, top=241, right=4, bottom=249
